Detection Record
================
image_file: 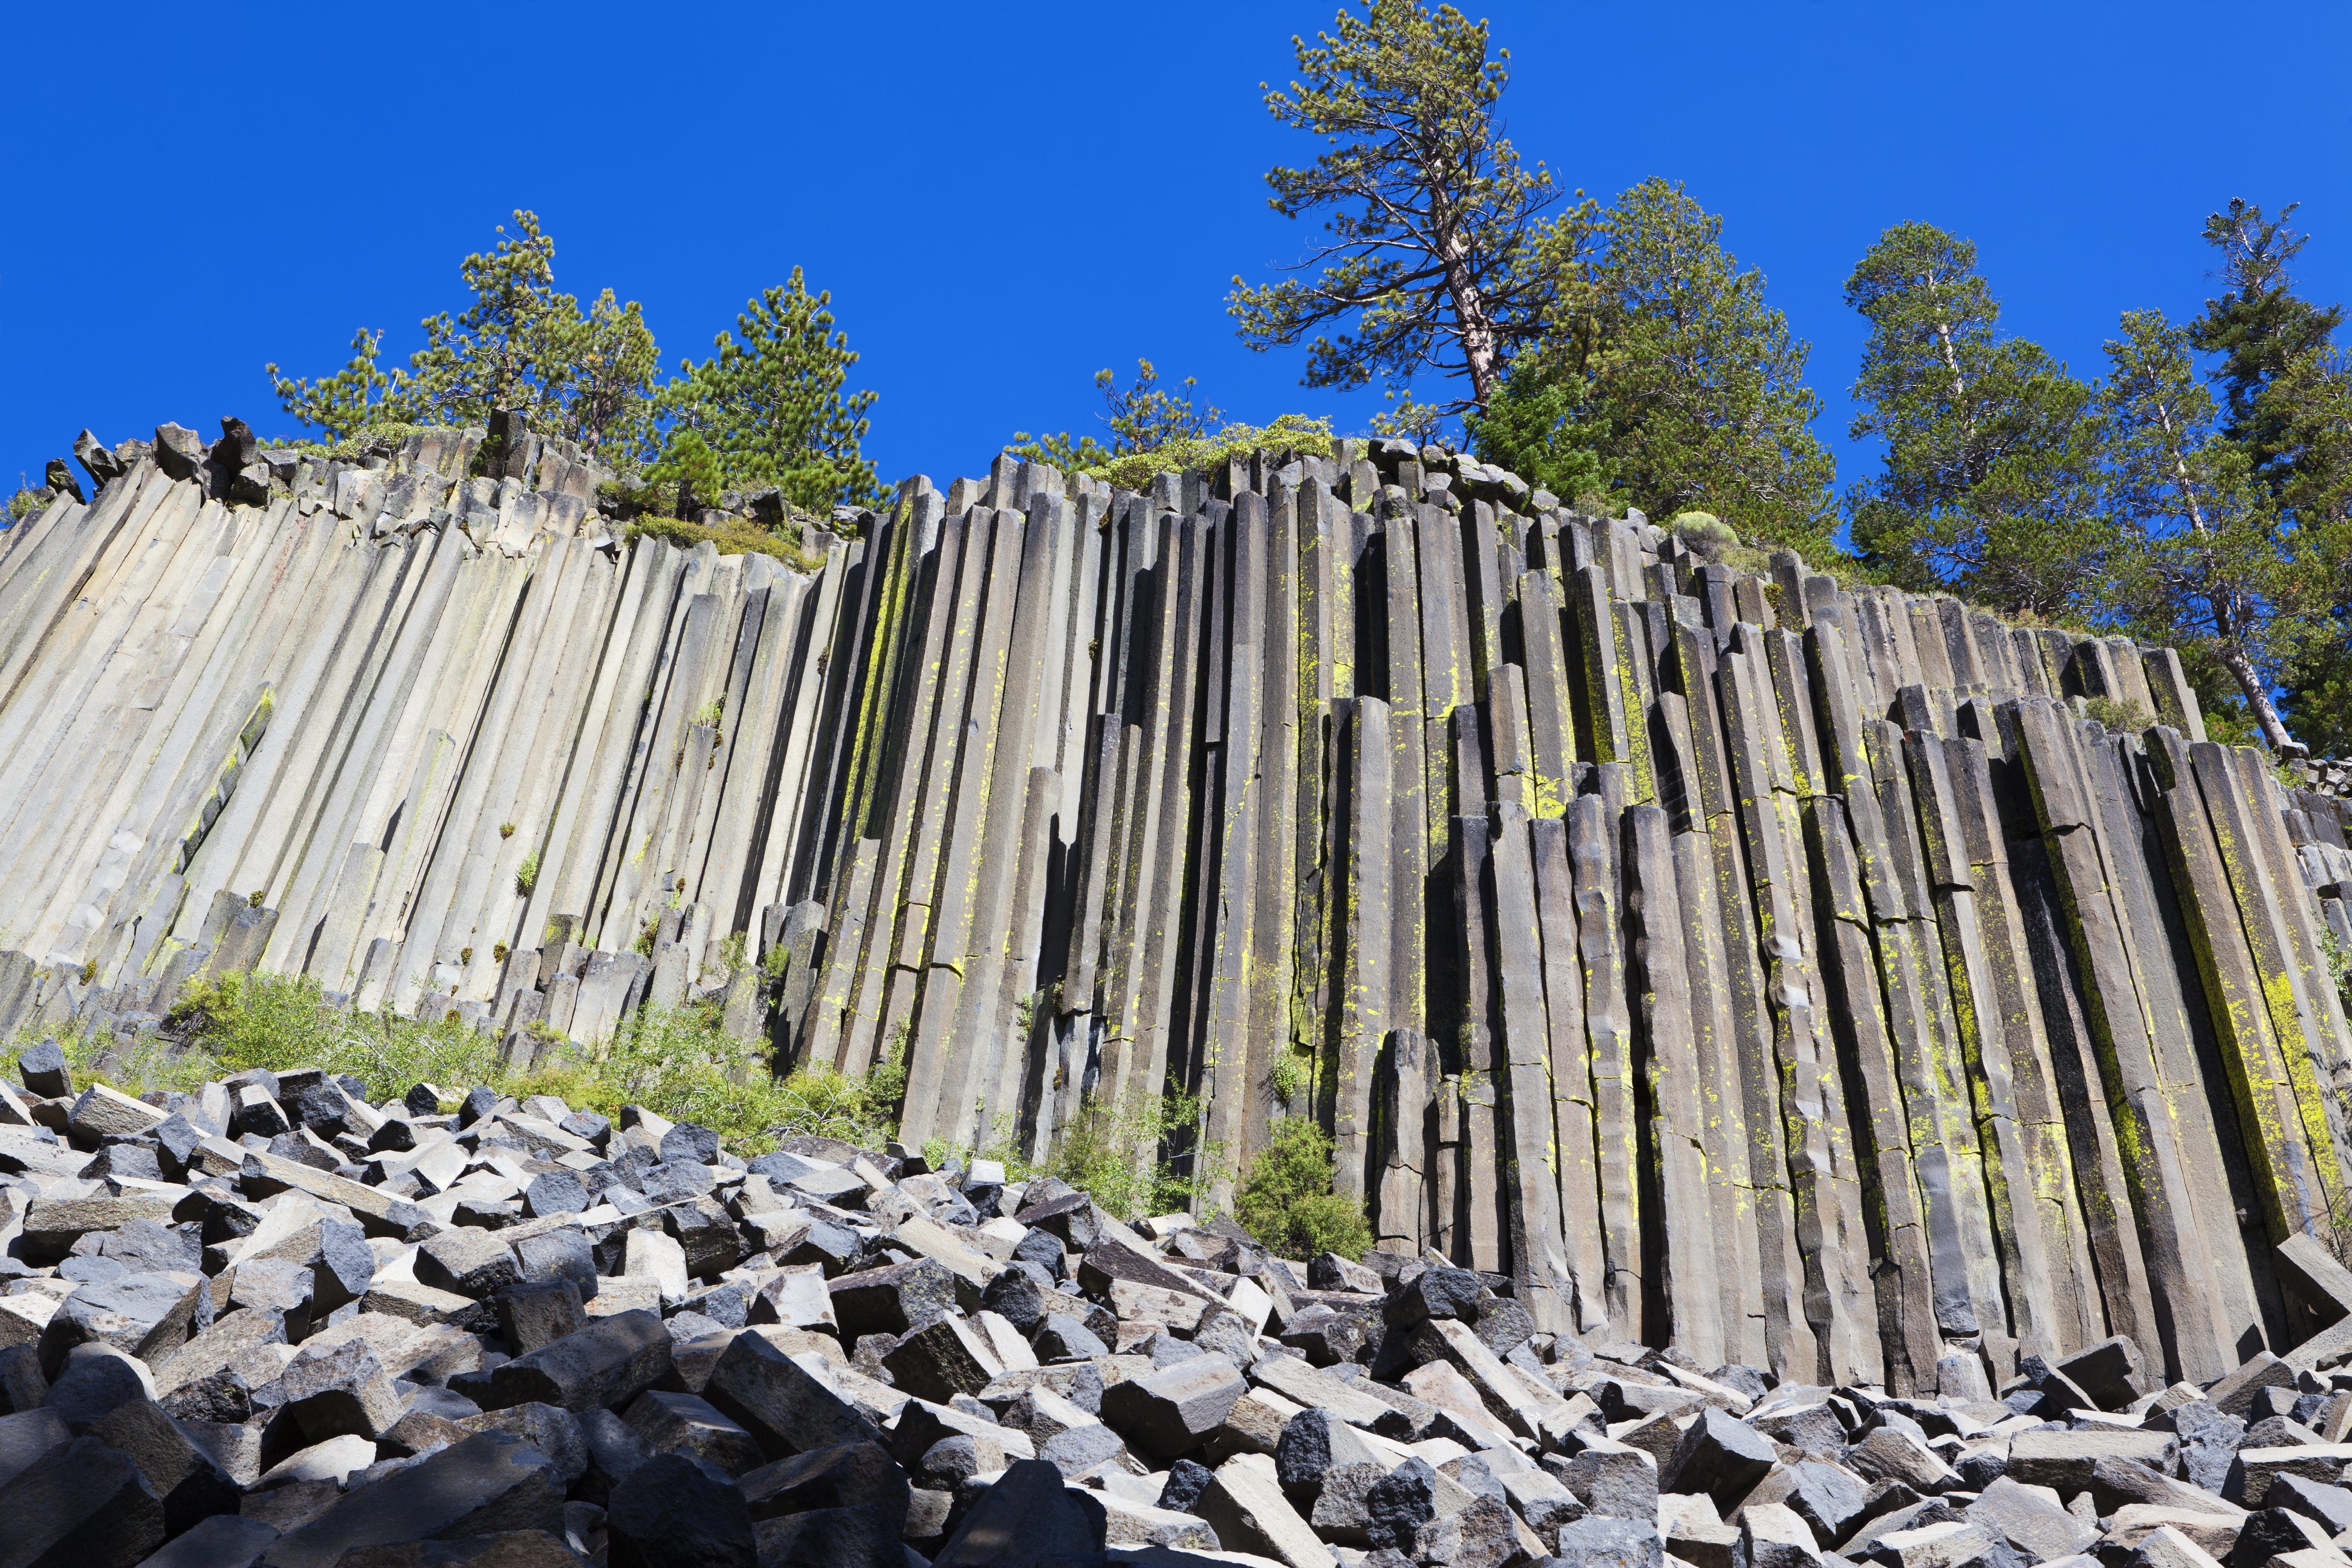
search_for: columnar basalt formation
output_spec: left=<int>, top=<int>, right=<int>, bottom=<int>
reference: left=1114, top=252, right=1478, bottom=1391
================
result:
left=8, top=418, right=2352, bottom=1397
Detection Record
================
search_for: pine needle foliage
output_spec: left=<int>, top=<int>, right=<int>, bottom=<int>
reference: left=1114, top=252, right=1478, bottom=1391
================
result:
left=655, top=270, right=884, bottom=514
left=1228, top=0, right=1578, bottom=421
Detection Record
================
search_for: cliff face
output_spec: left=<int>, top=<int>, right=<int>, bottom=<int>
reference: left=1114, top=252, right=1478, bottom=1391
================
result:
left=7, top=418, right=2352, bottom=1394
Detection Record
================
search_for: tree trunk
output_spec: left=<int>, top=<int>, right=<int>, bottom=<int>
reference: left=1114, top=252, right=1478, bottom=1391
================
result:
left=2217, top=641, right=2300, bottom=755
left=1435, top=220, right=1499, bottom=411
left=2155, top=404, right=2301, bottom=755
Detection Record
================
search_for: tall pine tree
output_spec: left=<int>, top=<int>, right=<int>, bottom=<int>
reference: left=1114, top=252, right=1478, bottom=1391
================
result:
left=1474, top=178, right=1836, bottom=555
left=2190, top=201, right=2352, bottom=752
left=1227, top=0, right=1575, bottom=427
left=1842, top=222, right=2108, bottom=618
left=2099, top=309, right=2308, bottom=751
left=2190, top=201, right=2346, bottom=487
left=268, top=210, right=659, bottom=456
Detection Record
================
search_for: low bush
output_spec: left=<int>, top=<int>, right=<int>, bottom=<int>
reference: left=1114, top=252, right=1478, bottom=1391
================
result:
left=1033, top=1084, right=1221, bottom=1221
left=2083, top=696, right=2158, bottom=734
left=18, top=971, right=907, bottom=1157
left=1233, top=1117, right=1373, bottom=1261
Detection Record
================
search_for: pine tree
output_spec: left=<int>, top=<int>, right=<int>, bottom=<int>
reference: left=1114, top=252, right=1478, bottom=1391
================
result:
left=1226, top=0, right=1579, bottom=424
left=2190, top=201, right=2346, bottom=489
left=1842, top=222, right=2108, bottom=617
left=267, top=211, right=661, bottom=454
left=1008, top=359, right=1225, bottom=471
left=656, top=271, right=882, bottom=514
left=2100, top=309, right=2308, bottom=752
left=1474, top=179, right=1836, bottom=555
left=266, top=329, right=400, bottom=441
left=556, top=290, right=662, bottom=466
left=2188, top=202, right=2352, bottom=752
left=396, top=210, right=576, bottom=431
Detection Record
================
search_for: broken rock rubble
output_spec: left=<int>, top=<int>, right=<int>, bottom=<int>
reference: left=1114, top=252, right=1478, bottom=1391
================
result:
left=6, top=1052, right=2352, bottom=1568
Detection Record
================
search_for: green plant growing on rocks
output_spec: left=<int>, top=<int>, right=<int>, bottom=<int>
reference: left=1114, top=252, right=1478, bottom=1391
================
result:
left=521, top=1003, right=817, bottom=1155
left=107, top=970, right=909, bottom=1155
left=622, top=513, right=829, bottom=574
left=2322, top=926, right=2352, bottom=1012
left=1014, top=413, right=1336, bottom=493
left=514, top=849, right=540, bottom=897
left=1670, top=511, right=1738, bottom=561
left=1267, top=1048, right=1310, bottom=1107
left=1040, top=1084, right=1222, bottom=1221
left=1008, top=358, right=1225, bottom=474
left=161, top=972, right=502, bottom=1101
left=14, top=1012, right=214, bottom=1099
left=2082, top=696, right=2158, bottom=734
left=1234, top=1117, right=1374, bottom=1261
left=714, top=932, right=748, bottom=979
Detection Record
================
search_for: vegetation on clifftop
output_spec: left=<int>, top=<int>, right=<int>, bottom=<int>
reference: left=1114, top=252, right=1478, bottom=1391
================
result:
left=265, top=213, right=884, bottom=527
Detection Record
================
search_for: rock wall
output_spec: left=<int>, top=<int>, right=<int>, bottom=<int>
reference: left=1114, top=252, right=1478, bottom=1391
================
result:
left=8, top=419, right=2352, bottom=1397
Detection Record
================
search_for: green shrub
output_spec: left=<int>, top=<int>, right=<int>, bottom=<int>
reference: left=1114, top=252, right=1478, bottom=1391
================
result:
left=2322, top=927, right=2352, bottom=1017
left=712, top=932, right=748, bottom=980
left=1038, top=1083, right=1221, bottom=1221
left=1266, top=1048, right=1310, bottom=1107
left=162, top=972, right=502, bottom=1099
left=2082, top=696, right=2158, bottom=735
left=42, top=971, right=910, bottom=1157
left=24, top=1012, right=215, bottom=1100
left=1021, top=414, right=1336, bottom=494
left=1669, top=511, right=1738, bottom=562
left=1234, top=1117, right=1373, bottom=1261
left=860, top=1038, right=908, bottom=1130
left=514, top=848, right=540, bottom=897
left=269, top=422, right=443, bottom=465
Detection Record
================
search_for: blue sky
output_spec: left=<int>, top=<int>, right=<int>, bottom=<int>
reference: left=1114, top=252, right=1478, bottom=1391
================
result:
left=5, top=1, right=2348, bottom=508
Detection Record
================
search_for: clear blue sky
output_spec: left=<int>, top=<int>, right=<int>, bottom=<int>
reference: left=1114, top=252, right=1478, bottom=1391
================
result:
left=5, top=1, right=2348, bottom=508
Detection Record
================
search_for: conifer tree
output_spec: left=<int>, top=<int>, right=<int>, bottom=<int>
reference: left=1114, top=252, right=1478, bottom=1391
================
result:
left=1474, top=179, right=1836, bottom=555
left=1008, top=359, right=1225, bottom=471
left=2100, top=309, right=2308, bottom=751
left=268, top=211, right=660, bottom=455
left=266, top=328, right=399, bottom=441
left=557, top=289, right=662, bottom=465
left=397, top=210, right=576, bottom=432
left=2190, top=201, right=2347, bottom=491
left=1841, top=222, right=2108, bottom=617
left=1227, top=0, right=1575, bottom=424
left=656, top=270, right=882, bottom=514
